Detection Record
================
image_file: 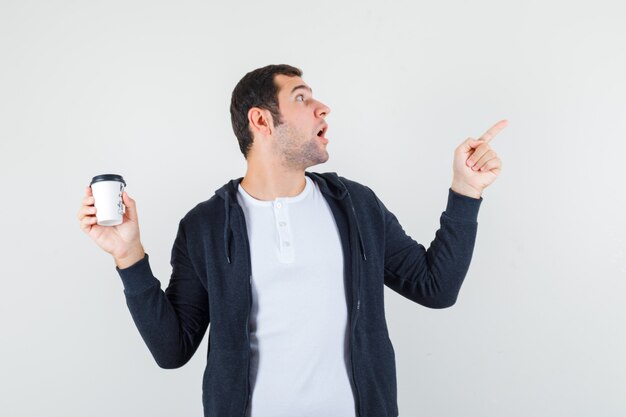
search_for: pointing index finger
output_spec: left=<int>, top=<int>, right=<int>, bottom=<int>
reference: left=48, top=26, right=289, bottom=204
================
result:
left=479, top=119, right=508, bottom=143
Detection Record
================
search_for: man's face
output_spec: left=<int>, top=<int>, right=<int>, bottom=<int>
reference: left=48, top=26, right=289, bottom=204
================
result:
left=270, top=74, right=331, bottom=169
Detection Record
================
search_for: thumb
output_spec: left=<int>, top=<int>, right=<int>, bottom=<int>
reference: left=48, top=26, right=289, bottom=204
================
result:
left=122, top=191, right=138, bottom=222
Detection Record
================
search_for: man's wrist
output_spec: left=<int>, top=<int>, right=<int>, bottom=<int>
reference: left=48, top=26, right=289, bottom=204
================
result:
left=450, top=181, right=482, bottom=199
left=114, top=244, right=146, bottom=269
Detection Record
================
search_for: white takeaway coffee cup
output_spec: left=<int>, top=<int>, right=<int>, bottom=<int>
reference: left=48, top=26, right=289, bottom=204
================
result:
left=89, top=174, right=126, bottom=226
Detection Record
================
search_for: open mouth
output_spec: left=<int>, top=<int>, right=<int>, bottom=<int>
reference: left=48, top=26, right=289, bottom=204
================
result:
left=316, top=125, right=328, bottom=137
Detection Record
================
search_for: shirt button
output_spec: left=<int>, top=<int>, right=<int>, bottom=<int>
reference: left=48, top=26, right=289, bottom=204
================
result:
left=282, top=241, right=290, bottom=247
left=276, top=202, right=282, bottom=209
left=278, top=221, right=287, bottom=227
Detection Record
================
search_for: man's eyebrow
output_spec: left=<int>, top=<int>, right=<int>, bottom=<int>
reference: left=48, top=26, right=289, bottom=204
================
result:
left=290, top=85, right=313, bottom=95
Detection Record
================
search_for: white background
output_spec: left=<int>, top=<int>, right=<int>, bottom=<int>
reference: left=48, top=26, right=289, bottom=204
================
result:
left=1, top=0, right=625, bottom=416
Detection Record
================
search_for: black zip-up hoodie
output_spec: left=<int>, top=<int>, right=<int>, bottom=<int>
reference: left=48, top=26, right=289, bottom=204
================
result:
left=116, top=171, right=483, bottom=417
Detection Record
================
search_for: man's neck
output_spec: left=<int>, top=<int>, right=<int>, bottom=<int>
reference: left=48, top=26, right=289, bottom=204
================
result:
left=240, top=163, right=307, bottom=201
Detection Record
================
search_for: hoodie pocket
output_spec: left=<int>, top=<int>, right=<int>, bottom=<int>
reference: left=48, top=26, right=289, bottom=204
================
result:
left=201, top=349, right=249, bottom=416
left=360, top=330, right=399, bottom=416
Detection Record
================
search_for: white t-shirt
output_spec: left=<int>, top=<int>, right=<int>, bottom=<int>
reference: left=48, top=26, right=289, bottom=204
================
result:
left=237, top=175, right=356, bottom=417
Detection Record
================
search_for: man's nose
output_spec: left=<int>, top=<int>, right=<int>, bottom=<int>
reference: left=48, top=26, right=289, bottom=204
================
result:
left=317, top=101, right=331, bottom=118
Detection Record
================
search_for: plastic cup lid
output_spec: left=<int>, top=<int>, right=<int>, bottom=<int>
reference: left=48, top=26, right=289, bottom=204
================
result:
left=90, top=174, right=126, bottom=187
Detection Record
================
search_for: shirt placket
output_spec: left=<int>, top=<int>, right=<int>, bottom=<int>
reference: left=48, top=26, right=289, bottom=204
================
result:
left=273, top=199, right=294, bottom=263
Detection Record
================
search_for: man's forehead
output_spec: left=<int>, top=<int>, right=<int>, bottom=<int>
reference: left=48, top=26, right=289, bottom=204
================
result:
left=276, top=75, right=311, bottom=95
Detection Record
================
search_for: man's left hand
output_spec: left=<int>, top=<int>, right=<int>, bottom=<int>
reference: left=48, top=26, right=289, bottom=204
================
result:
left=451, top=119, right=508, bottom=199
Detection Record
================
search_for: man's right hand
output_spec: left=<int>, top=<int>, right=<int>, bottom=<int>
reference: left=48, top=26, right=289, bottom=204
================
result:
left=77, top=186, right=145, bottom=269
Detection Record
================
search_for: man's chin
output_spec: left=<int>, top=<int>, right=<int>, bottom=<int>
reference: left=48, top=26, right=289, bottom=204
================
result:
left=305, top=152, right=329, bottom=169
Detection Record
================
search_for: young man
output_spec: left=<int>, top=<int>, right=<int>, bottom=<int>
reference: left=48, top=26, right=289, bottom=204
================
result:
left=78, top=64, right=506, bottom=417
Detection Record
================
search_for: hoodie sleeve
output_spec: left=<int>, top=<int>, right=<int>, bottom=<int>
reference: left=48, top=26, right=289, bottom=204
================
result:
left=115, top=218, right=210, bottom=368
left=376, top=187, right=482, bottom=308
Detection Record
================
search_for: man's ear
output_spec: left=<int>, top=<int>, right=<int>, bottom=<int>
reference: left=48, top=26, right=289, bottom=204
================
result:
left=248, top=107, right=273, bottom=138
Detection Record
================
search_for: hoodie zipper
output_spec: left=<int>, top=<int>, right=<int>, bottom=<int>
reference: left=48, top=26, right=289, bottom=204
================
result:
left=234, top=204, right=253, bottom=417
left=351, top=301, right=362, bottom=417
left=348, top=203, right=363, bottom=417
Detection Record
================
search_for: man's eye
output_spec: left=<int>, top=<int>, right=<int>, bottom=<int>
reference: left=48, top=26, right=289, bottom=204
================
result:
left=296, top=94, right=304, bottom=102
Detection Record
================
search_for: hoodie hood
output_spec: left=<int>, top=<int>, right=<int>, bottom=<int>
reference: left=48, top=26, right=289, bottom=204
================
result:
left=214, top=171, right=367, bottom=265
